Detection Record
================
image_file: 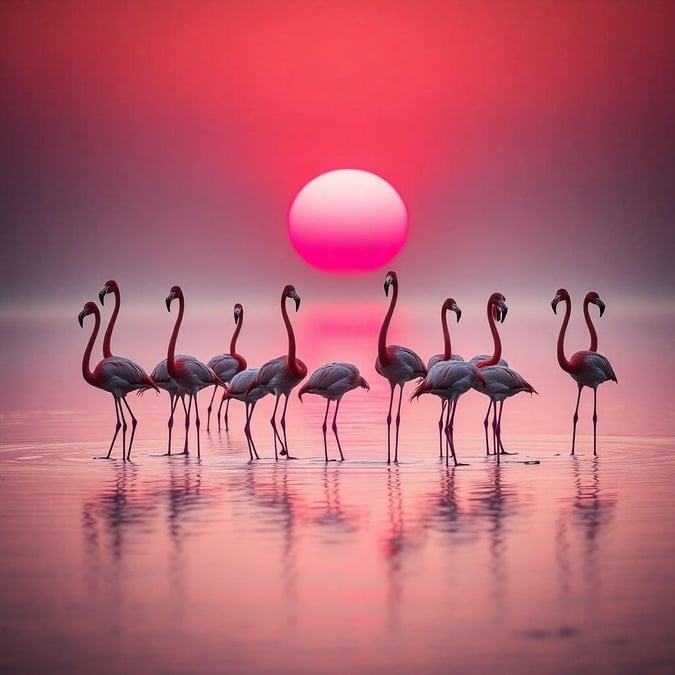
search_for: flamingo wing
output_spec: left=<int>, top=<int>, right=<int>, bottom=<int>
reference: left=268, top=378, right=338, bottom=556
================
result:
left=207, top=353, right=243, bottom=381
left=477, top=365, right=536, bottom=398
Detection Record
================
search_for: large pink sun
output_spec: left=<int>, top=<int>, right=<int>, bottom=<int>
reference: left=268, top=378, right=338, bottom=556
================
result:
left=288, top=169, right=408, bottom=274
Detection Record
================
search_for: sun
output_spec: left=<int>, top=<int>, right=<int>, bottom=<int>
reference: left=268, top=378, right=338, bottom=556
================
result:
left=288, top=169, right=408, bottom=274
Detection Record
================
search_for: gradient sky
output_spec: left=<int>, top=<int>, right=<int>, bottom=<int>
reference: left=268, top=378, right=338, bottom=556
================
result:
left=1, top=1, right=674, bottom=431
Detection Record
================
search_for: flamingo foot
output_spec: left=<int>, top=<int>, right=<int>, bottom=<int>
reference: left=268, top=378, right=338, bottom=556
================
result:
left=499, top=450, right=518, bottom=455
left=93, top=455, right=116, bottom=460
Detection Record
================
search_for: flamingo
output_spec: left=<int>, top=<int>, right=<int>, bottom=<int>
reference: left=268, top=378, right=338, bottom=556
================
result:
left=298, top=362, right=370, bottom=462
left=551, top=288, right=617, bottom=455
left=426, top=298, right=465, bottom=458
left=583, top=291, right=606, bottom=352
left=470, top=293, right=510, bottom=454
left=165, top=285, right=225, bottom=458
left=251, top=285, right=307, bottom=460
left=205, top=302, right=247, bottom=431
left=78, top=301, right=159, bottom=460
left=375, top=270, right=427, bottom=464
left=221, top=368, right=267, bottom=460
left=410, top=301, right=482, bottom=466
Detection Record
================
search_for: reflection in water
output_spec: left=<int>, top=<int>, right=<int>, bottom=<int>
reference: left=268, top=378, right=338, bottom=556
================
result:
left=311, top=465, right=359, bottom=538
left=556, top=456, right=617, bottom=601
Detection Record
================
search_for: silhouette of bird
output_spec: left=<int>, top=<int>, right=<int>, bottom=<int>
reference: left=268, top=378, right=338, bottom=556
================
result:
left=222, top=368, right=267, bottom=460
left=411, top=302, right=482, bottom=466
left=78, top=301, right=158, bottom=460
left=98, top=279, right=122, bottom=359
left=552, top=288, right=617, bottom=455
left=471, top=292, right=510, bottom=454
left=375, top=270, right=427, bottom=464
left=298, top=362, right=370, bottom=461
left=165, top=286, right=225, bottom=458
left=583, top=291, right=606, bottom=352
left=426, top=298, right=465, bottom=458
left=251, top=285, right=307, bottom=459
left=206, top=302, right=247, bottom=431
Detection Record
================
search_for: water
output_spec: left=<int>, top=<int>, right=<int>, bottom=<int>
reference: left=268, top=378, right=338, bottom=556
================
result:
left=1, top=400, right=674, bottom=674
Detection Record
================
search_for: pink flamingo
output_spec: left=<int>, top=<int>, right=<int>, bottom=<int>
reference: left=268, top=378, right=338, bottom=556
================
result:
left=426, top=298, right=465, bottom=458
left=410, top=301, right=481, bottom=466
left=206, top=303, right=247, bottom=431
left=165, top=286, right=225, bottom=458
left=375, top=271, right=427, bottom=464
left=471, top=293, right=509, bottom=454
left=551, top=288, right=617, bottom=455
left=298, top=362, right=370, bottom=462
left=222, top=368, right=267, bottom=460
left=583, top=291, right=606, bottom=351
left=78, top=301, right=158, bottom=460
left=251, top=285, right=307, bottom=460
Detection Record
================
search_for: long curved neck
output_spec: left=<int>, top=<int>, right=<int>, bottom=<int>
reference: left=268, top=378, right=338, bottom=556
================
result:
left=230, top=312, right=243, bottom=355
left=477, top=302, right=502, bottom=367
left=583, top=298, right=598, bottom=351
left=441, top=306, right=452, bottom=360
left=82, top=311, right=100, bottom=386
left=557, top=298, right=574, bottom=373
left=102, top=288, right=120, bottom=358
left=282, top=296, right=300, bottom=374
left=167, top=295, right=184, bottom=375
left=378, top=282, right=398, bottom=363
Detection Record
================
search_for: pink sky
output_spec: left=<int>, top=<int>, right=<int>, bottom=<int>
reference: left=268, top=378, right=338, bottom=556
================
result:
left=0, top=1, right=673, bottom=435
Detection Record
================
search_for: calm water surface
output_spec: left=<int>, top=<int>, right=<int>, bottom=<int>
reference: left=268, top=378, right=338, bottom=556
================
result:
left=1, top=400, right=674, bottom=674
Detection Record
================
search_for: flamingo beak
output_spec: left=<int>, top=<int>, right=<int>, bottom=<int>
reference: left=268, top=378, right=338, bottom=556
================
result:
left=165, top=296, right=172, bottom=312
left=78, top=311, right=85, bottom=327
left=455, top=307, right=462, bottom=322
left=98, top=288, right=106, bottom=305
left=295, top=297, right=301, bottom=311
left=551, top=297, right=560, bottom=314
left=597, top=299, right=606, bottom=317
left=500, top=306, right=508, bottom=322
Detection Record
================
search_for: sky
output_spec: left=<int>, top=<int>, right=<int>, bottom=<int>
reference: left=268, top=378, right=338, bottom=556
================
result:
left=1, top=1, right=674, bottom=433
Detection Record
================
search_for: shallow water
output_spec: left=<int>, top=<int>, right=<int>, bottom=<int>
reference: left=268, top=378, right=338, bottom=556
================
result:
left=1, top=401, right=674, bottom=674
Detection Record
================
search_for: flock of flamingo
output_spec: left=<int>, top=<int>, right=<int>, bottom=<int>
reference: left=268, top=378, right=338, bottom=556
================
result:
left=78, top=272, right=617, bottom=465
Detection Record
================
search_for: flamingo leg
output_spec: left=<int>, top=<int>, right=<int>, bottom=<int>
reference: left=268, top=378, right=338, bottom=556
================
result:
left=101, top=396, right=123, bottom=459
left=332, top=398, right=344, bottom=461
left=438, top=399, right=447, bottom=458
left=245, top=400, right=260, bottom=460
left=445, top=400, right=459, bottom=467
left=120, top=396, right=138, bottom=461
left=321, top=398, right=330, bottom=462
left=385, top=383, right=395, bottom=464
left=181, top=394, right=192, bottom=455
left=482, top=399, right=493, bottom=454
left=270, top=395, right=282, bottom=460
left=217, top=392, right=226, bottom=431
left=206, top=385, right=218, bottom=431
left=118, top=397, right=128, bottom=461
left=495, top=400, right=506, bottom=462
left=224, top=399, right=231, bottom=431
left=165, top=393, right=178, bottom=455
left=571, top=383, right=583, bottom=456
left=491, top=400, right=499, bottom=462
left=193, top=392, right=201, bottom=458
left=393, top=384, right=404, bottom=464
left=592, top=386, right=598, bottom=456
left=279, top=394, right=292, bottom=458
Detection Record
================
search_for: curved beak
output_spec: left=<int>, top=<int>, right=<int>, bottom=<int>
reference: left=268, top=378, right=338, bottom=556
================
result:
left=78, top=311, right=85, bottom=327
left=500, top=306, right=508, bottom=323
left=98, top=288, right=107, bottom=305
left=597, top=299, right=606, bottom=317
left=455, top=307, right=462, bottom=322
left=165, top=296, right=172, bottom=312
left=551, top=296, right=560, bottom=314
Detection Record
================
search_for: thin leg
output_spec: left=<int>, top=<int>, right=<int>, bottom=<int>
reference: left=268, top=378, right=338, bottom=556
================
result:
left=393, top=384, right=404, bottom=463
left=217, top=393, right=226, bottom=431
left=179, top=395, right=188, bottom=454
left=102, top=396, right=123, bottom=459
left=332, top=399, right=344, bottom=461
left=120, top=396, right=138, bottom=461
left=385, top=384, right=395, bottom=464
left=206, top=385, right=218, bottom=431
left=279, top=394, right=292, bottom=458
left=322, top=399, right=330, bottom=462
left=438, top=399, right=447, bottom=458
left=482, top=400, right=493, bottom=454
left=166, top=393, right=178, bottom=455
left=270, top=395, right=282, bottom=460
left=495, top=400, right=505, bottom=463
left=592, top=386, right=598, bottom=456
left=118, top=397, right=129, bottom=461
left=445, top=400, right=458, bottom=467
left=193, top=392, right=201, bottom=458
left=182, top=395, right=192, bottom=455
left=244, top=401, right=260, bottom=460
left=571, top=384, right=583, bottom=456
left=224, top=399, right=231, bottom=431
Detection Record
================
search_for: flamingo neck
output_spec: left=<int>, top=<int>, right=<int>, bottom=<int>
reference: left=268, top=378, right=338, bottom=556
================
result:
left=557, top=297, right=575, bottom=373
left=441, top=305, right=452, bottom=360
left=378, top=282, right=398, bottom=363
left=476, top=301, right=502, bottom=368
left=583, top=297, right=598, bottom=352
left=167, top=294, right=184, bottom=377
left=230, top=311, right=243, bottom=355
left=102, top=287, right=120, bottom=358
left=282, top=296, right=300, bottom=375
left=82, top=310, right=100, bottom=386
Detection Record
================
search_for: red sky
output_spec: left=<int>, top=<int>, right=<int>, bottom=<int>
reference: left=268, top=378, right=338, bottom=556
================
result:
left=0, top=1, right=673, bottom=431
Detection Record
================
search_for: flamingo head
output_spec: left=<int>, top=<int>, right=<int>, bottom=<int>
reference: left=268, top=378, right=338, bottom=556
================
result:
left=442, top=297, right=462, bottom=322
left=283, top=285, right=301, bottom=311
left=384, top=270, right=397, bottom=296
left=551, top=288, right=570, bottom=314
left=78, top=301, right=98, bottom=327
left=98, top=279, right=118, bottom=305
left=358, top=376, right=371, bottom=392
left=165, top=285, right=183, bottom=312
left=233, top=303, right=243, bottom=323
left=585, top=291, right=605, bottom=317
left=489, top=292, right=508, bottom=323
